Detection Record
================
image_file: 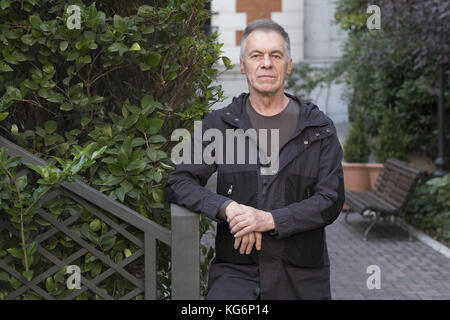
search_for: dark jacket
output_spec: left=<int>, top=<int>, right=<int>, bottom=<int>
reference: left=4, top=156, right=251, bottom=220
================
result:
left=164, top=92, right=345, bottom=299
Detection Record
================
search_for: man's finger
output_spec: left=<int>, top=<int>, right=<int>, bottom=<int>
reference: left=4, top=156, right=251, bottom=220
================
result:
left=239, top=235, right=249, bottom=254
left=246, top=233, right=255, bottom=255
left=234, top=226, right=253, bottom=238
left=228, top=214, right=243, bottom=229
left=255, top=232, right=262, bottom=251
left=230, top=219, right=249, bottom=234
left=234, top=236, right=242, bottom=250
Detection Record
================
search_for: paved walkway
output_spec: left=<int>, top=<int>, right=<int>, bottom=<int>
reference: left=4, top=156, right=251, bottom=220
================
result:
left=327, top=212, right=450, bottom=300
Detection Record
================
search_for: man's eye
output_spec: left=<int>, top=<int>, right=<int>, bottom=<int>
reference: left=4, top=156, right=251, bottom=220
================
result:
left=272, top=55, right=282, bottom=59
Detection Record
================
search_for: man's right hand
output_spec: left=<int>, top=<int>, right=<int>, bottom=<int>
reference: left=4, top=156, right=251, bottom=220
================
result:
left=234, top=231, right=262, bottom=254
left=225, top=201, right=262, bottom=254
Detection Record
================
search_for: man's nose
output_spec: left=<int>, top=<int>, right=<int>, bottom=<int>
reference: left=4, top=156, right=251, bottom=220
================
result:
left=261, top=54, right=272, bottom=68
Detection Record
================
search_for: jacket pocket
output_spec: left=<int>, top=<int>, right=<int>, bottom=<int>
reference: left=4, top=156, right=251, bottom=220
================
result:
left=217, top=170, right=257, bottom=207
left=282, top=228, right=325, bottom=268
left=215, top=221, right=258, bottom=265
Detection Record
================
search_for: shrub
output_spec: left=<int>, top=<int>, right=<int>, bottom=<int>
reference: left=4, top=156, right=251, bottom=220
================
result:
left=374, top=106, right=410, bottom=163
left=332, top=0, right=450, bottom=161
left=0, top=0, right=231, bottom=299
left=405, top=174, right=450, bottom=246
left=343, top=111, right=371, bottom=163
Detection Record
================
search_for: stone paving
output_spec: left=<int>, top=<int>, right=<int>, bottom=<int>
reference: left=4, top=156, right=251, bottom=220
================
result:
left=327, top=212, right=450, bottom=300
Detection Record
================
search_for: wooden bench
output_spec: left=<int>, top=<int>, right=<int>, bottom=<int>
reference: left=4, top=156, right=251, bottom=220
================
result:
left=344, top=158, right=423, bottom=241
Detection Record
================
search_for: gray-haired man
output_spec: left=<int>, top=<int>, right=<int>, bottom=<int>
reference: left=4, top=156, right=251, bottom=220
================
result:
left=164, top=19, right=344, bottom=300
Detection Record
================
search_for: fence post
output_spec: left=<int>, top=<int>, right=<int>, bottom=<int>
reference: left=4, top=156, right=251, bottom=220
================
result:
left=171, top=204, right=200, bottom=299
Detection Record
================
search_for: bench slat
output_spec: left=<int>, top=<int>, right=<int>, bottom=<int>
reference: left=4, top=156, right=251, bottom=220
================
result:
left=386, top=158, right=422, bottom=175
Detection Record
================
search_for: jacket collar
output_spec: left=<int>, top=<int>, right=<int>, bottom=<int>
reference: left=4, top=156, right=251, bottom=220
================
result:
left=221, top=92, right=334, bottom=136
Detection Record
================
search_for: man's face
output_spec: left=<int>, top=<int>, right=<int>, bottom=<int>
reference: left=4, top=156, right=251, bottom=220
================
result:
left=240, top=30, right=293, bottom=96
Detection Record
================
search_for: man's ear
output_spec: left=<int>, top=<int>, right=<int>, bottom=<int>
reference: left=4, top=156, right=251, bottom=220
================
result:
left=286, top=58, right=293, bottom=75
left=240, top=59, right=245, bottom=74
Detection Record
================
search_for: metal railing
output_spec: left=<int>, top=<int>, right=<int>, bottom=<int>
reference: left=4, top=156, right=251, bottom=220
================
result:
left=0, top=136, right=199, bottom=300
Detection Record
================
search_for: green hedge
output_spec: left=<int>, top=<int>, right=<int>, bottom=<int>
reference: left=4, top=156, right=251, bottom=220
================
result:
left=0, top=0, right=231, bottom=299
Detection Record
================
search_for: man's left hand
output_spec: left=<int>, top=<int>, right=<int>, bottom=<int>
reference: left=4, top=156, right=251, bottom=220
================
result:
left=228, top=205, right=275, bottom=238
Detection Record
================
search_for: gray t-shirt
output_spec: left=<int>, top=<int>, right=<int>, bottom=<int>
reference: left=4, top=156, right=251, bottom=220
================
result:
left=245, top=97, right=300, bottom=158
left=216, top=97, right=300, bottom=221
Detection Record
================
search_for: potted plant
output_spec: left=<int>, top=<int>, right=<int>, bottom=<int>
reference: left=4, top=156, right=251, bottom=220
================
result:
left=343, top=111, right=372, bottom=193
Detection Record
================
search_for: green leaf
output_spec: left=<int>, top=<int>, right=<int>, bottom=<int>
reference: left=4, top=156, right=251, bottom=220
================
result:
left=91, top=145, right=107, bottom=160
left=0, top=271, right=10, bottom=282
left=43, top=64, right=54, bottom=74
left=146, top=52, right=161, bottom=67
left=89, top=219, right=101, bottom=232
left=124, top=249, right=132, bottom=258
left=108, top=42, right=128, bottom=56
left=11, top=124, right=19, bottom=135
left=101, top=236, right=116, bottom=251
left=115, top=187, right=125, bottom=202
left=7, top=248, right=24, bottom=259
left=21, top=34, right=35, bottom=46
left=44, top=120, right=57, bottom=133
left=0, top=0, right=10, bottom=10
left=45, top=276, right=54, bottom=292
left=126, top=159, right=146, bottom=172
left=80, top=116, right=91, bottom=127
left=16, top=175, right=28, bottom=191
left=0, top=61, right=13, bottom=72
left=85, top=253, right=97, bottom=263
left=59, top=41, right=69, bottom=52
left=6, top=86, right=22, bottom=100
left=0, top=112, right=9, bottom=121
left=103, top=175, right=124, bottom=186
left=67, top=51, right=79, bottom=61
left=148, top=135, right=166, bottom=144
left=29, top=15, right=42, bottom=29
left=22, top=270, right=34, bottom=281
left=5, top=156, right=20, bottom=169
left=118, top=114, right=138, bottom=129
left=113, top=15, right=127, bottom=33
left=60, top=103, right=73, bottom=111
left=154, top=171, right=162, bottom=183
left=142, top=25, right=155, bottom=34
left=222, top=56, right=233, bottom=69
left=152, top=188, right=164, bottom=203
left=167, top=71, right=177, bottom=81
left=147, top=118, right=164, bottom=135
left=27, top=241, right=38, bottom=256
left=141, top=95, right=157, bottom=114
left=10, top=277, right=21, bottom=289
left=130, top=42, right=141, bottom=51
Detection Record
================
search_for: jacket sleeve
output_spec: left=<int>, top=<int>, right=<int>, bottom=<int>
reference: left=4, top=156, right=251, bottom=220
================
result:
left=270, top=131, right=345, bottom=239
left=163, top=117, right=232, bottom=222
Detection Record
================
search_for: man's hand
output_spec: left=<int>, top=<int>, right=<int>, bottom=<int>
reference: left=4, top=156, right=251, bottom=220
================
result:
left=225, top=202, right=263, bottom=254
left=234, top=231, right=262, bottom=254
left=228, top=204, right=275, bottom=238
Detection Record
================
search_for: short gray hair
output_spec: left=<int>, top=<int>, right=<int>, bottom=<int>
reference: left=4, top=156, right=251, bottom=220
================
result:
left=240, top=19, right=291, bottom=60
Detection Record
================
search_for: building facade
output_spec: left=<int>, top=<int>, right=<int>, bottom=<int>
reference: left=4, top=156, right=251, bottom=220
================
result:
left=211, top=0, right=348, bottom=124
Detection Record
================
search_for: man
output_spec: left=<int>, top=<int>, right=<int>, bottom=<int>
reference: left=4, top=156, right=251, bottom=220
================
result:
left=164, top=19, right=344, bottom=300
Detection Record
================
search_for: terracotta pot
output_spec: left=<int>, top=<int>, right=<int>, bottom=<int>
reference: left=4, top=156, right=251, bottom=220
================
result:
left=342, top=163, right=370, bottom=192
left=341, top=162, right=384, bottom=211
